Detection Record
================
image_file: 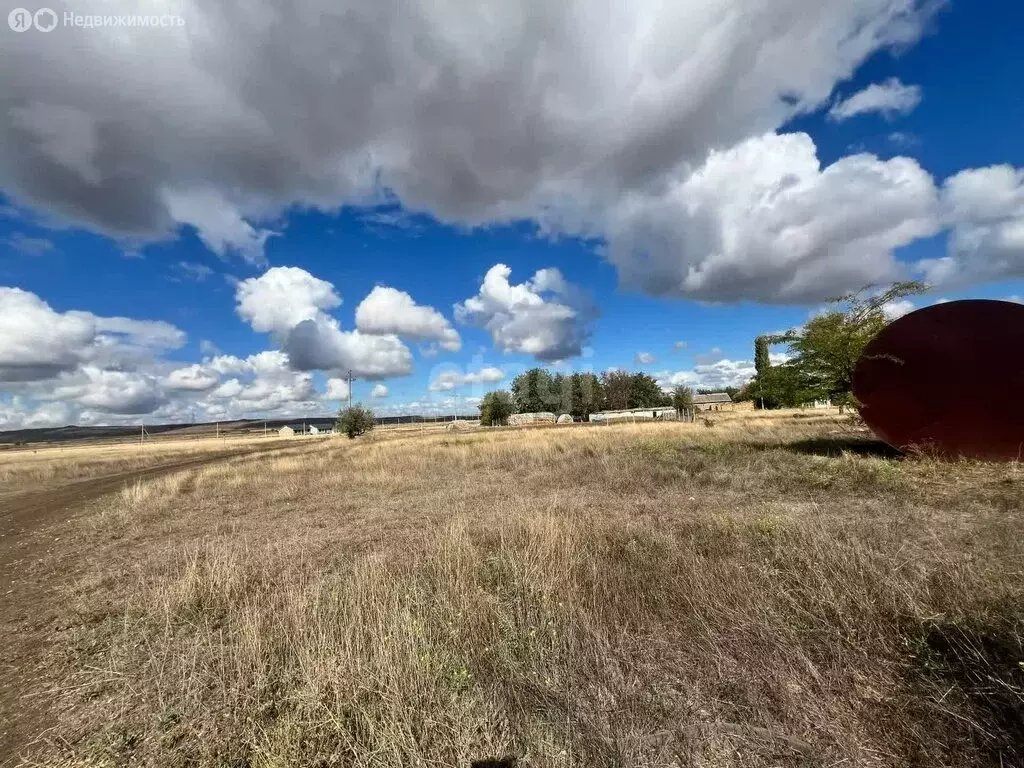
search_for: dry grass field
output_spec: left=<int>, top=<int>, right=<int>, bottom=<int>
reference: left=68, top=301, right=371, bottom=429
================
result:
left=0, top=435, right=297, bottom=488
left=5, top=412, right=1023, bottom=767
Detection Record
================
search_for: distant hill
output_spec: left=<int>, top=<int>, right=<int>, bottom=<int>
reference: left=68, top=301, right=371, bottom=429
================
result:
left=0, top=414, right=469, bottom=445
left=0, top=418, right=331, bottom=445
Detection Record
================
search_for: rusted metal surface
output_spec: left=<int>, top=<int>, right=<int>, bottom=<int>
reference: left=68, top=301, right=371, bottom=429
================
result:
left=853, top=299, right=1024, bottom=461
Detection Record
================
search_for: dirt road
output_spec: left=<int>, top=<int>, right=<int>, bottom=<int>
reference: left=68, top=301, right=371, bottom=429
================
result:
left=0, top=441, right=297, bottom=765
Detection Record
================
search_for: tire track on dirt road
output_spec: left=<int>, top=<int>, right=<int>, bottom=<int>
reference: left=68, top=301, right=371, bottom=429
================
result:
left=0, top=439, right=311, bottom=765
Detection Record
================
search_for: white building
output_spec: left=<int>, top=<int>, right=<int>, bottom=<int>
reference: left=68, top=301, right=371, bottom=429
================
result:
left=278, top=425, right=295, bottom=437
left=589, top=407, right=677, bottom=422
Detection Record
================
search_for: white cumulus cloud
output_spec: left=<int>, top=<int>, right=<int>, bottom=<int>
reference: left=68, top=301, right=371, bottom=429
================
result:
left=355, top=286, right=461, bottom=351
left=195, top=351, right=318, bottom=416
left=0, top=287, right=186, bottom=383
left=236, top=267, right=342, bottom=336
left=93, top=316, right=186, bottom=351
left=919, top=165, right=1024, bottom=287
left=598, top=132, right=940, bottom=303
left=235, top=267, right=413, bottom=379
left=455, top=264, right=595, bottom=361
left=0, top=283, right=413, bottom=427
left=164, top=364, right=221, bottom=391
left=0, top=287, right=96, bottom=381
left=51, top=367, right=167, bottom=415
left=0, top=398, right=73, bottom=430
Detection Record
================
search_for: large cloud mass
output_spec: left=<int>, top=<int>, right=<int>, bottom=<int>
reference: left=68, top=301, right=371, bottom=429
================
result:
left=598, top=132, right=941, bottom=302
left=4, top=1, right=1022, bottom=299
left=0, top=288, right=96, bottom=381
left=0, top=287, right=188, bottom=422
left=0, top=287, right=185, bottom=383
left=52, top=367, right=168, bottom=415
left=0, top=0, right=965, bottom=301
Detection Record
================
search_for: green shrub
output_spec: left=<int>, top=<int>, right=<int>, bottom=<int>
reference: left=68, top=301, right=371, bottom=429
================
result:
left=336, top=405, right=376, bottom=439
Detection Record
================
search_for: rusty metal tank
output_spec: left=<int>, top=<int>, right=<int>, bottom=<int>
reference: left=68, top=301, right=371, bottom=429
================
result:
left=853, top=299, right=1024, bottom=460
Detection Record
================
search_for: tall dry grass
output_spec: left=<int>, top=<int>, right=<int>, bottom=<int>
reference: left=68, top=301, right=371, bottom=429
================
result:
left=26, top=418, right=1024, bottom=767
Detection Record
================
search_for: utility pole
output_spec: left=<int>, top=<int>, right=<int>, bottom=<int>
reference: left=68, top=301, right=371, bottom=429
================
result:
left=140, top=423, right=144, bottom=445
left=216, top=421, right=219, bottom=439
left=347, top=370, right=353, bottom=411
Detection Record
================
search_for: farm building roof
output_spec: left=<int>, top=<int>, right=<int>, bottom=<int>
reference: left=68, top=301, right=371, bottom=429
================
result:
left=692, top=393, right=733, bottom=404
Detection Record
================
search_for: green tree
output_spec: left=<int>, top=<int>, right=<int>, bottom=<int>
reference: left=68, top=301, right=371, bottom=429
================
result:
left=510, top=368, right=559, bottom=413
left=754, top=335, right=771, bottom=375
left=601, top=370, right=632, bottom=410
left=754, top=335, right=771, bottom=409
left=568, top=372, right=605, bottom=421
left=671, top=385, right=693, bottom=417
left=602, top=371, right=669, bottom=409
left=758, top=363, right=809, bottom=409
left=772, top=281, right=926, bottom=412
left=629, top=372, right=668, bottom=408
left=336, top=405, right=376, bottom=439
left=478, top=391, right=514, bottom=426
left=550, top=372, right=568, bottom=415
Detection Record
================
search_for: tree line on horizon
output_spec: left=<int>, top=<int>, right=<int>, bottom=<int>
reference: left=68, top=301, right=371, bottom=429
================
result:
left=480, top=281, right=926, bottom=425
left=478, top=368, right=743, bottom=426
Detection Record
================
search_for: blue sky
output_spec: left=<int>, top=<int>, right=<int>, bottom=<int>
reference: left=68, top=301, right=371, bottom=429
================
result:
left=1, top=0, right=1022, bottom=427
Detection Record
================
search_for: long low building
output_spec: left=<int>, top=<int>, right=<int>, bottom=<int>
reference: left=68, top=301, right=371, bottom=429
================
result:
left=692, top=392, right=733, bottom=411
left=508, top=411, right=556, bottom=426
left=589, top=407, right=678, bottom=422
